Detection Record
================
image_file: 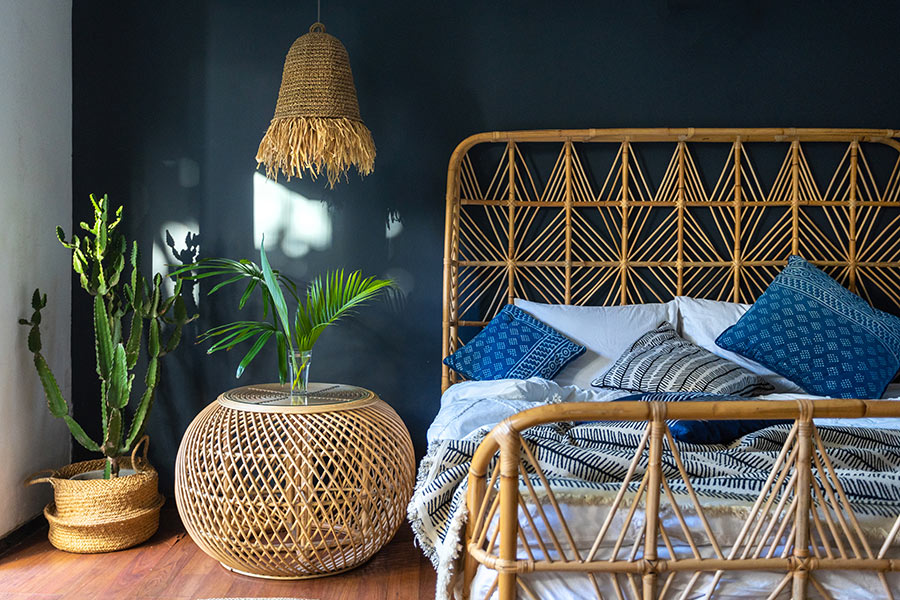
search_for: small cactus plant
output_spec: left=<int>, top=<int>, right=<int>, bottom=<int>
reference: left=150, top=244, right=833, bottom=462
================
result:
left=20, top=194, right=196, bottom=478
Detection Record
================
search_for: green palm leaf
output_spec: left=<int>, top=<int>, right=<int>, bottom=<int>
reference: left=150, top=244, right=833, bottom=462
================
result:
left=179, top=242, right=391, bottom=383
left=202, top=321, right=277, bottom=353
left=236, top=330, right=274, bottom=378
left=259, top=240, right=292, bottom=347
left=293, top=269, right=393, bottom=352
left=170, top=256, right=299, bottom=303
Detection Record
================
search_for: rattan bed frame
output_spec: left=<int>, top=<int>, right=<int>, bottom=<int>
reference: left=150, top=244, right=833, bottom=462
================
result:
left=440, top=128, right=900, bottom=599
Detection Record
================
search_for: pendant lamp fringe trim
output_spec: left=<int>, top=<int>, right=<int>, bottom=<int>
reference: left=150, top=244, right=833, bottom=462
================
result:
left=256, top=116, right=375, bottom=188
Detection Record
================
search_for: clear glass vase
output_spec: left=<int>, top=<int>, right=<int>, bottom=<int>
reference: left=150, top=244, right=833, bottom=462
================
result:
left=288, top=350, right=312, bottom=403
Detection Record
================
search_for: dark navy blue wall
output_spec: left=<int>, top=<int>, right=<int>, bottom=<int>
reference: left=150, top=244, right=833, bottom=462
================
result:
left=72, top=0, right=900, bottom=491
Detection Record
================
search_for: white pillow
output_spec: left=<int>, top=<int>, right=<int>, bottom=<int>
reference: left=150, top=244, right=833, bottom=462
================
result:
left=675, top=296, right=805, bottom=393
left=514, top=299, right=678, bottom=389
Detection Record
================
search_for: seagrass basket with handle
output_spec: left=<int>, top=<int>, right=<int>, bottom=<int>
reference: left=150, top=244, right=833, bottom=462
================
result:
left=25, top=436, right=164, bottom=553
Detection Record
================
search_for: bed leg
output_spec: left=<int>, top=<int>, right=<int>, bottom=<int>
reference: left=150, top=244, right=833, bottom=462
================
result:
left=463, top=531, right=476, bottom=599
left=791, top=571, right=809, bottom=599
left=643, top=415, right=664, bottom=599
left=792, top=414, right=813, bottom=599
left=498, top=428, right=520, bottom=600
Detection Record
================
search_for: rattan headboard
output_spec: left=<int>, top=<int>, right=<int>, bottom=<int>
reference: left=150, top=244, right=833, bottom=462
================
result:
left=441, top=128, right=900, bottom=390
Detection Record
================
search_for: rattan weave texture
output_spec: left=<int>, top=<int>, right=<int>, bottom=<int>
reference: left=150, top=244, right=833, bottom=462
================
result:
left=175, top=384, right=414, bottom=579
left=256, top=23, right=375, bottom=186
left=442, top=128, right=900, bottom=391
left=25, top=437, right=163, bottom=553
left=441, top=128, right=900, bottom=600
left=272, top=23, right=361, bottom=121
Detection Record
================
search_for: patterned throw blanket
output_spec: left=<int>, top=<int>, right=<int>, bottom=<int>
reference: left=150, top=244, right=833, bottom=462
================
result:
left=409, top=386, right=900, bottom=599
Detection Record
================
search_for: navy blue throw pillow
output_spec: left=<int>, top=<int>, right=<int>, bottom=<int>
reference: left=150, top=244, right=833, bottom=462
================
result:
left=716, top=256, right=900, bottom=399
left=615, top=392, right=790, bottom=445
left=443, top=305, right=585, bottom=381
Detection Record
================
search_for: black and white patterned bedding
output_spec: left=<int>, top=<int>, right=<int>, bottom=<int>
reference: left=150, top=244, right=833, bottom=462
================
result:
left=409, top=380, right=900, bottom=597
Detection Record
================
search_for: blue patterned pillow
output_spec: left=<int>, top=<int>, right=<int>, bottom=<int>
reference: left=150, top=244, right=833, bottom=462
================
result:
left=716, top=256, right=900, bottom=398
left=443, top=305, right=585, bottom=381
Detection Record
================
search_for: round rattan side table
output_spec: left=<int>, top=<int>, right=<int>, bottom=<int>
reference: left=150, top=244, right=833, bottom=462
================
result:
left=174, top=383, right=415, bottom=579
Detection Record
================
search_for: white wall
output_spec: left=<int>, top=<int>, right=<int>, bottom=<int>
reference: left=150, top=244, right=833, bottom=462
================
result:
left=0, top=0, right=72, bottom=538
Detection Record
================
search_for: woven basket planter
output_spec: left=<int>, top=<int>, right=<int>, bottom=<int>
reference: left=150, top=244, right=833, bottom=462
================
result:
left=25, top=436, right=164, bottom=553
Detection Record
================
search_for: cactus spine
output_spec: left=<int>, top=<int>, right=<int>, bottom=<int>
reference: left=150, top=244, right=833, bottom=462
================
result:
left=21, top=194, right=195, bottom=478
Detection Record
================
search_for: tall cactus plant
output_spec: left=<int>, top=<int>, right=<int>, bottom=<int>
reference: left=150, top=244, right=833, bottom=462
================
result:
left=20, top=194, right=196, bottom=478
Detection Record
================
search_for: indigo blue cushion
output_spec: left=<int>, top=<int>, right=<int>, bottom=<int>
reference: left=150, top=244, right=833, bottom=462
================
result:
left=716, top=256, right=900, bottom=399
left=443, top=305, right=585, bottom=381
left=616, top=392, right=790, bottom=445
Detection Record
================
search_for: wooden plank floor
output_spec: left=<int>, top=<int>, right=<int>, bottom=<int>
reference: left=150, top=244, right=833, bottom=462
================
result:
left=0, top=507, right=436, bottom=600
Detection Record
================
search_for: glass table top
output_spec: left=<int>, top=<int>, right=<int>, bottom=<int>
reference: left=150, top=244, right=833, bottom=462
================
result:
left=218, top=382, right=373, bottom=409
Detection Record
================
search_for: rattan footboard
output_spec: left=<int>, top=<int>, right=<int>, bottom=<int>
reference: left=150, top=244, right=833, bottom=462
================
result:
left=440, top=129, right=900, bottom=599
left=463, top=399, right=900, bottom=600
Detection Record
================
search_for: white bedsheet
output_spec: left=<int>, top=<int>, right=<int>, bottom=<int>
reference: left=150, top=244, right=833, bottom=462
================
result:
left=426, top=378, right=632, bottom=444
left=427, top=378, right=900, bottom=447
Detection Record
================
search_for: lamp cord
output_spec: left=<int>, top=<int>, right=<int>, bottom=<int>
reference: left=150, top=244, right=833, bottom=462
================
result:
left=317, top=0, right=321, bottom=23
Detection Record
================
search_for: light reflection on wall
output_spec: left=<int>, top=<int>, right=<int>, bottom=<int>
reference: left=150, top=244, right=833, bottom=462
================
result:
left=253, top=172, right=332, bottom=258
left=385, top=218, right=403, bottom=239
left=153, top=219, right=200, bottom=304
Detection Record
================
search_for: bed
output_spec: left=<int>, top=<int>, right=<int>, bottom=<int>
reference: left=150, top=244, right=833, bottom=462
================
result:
left=412, top=128, right=900, bottom=600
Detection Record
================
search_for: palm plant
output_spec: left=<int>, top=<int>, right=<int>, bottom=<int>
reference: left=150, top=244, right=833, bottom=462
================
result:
left=173, top=240, right=392, bottom=392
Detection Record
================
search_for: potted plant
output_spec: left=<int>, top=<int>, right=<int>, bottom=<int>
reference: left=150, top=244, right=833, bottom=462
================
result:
left=21, top=194, right=196, bottom=553
left=173, top=239, right=391, bottom=397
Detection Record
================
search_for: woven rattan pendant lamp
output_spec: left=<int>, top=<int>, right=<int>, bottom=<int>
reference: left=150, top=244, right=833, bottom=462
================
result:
left=256, top=17, right=375, bottom=188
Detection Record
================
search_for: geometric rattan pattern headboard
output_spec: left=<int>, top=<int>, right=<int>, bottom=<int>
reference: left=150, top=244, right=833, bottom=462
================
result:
left=442, top=128, right=900, bottom=390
